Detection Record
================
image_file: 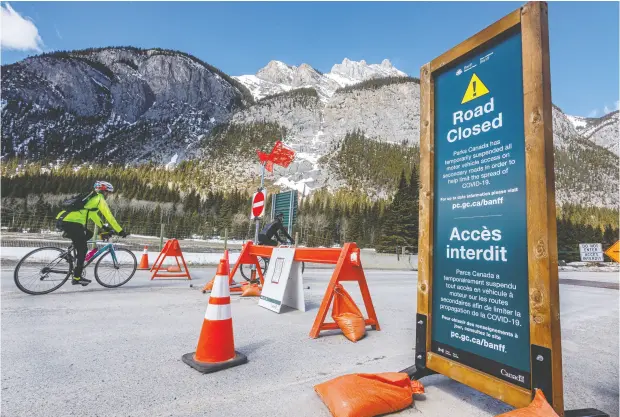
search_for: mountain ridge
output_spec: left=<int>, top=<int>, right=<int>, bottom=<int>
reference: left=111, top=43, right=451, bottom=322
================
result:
left=2, top=47, right=618, bottom=209
left=233, top=58, right=408, bottom=101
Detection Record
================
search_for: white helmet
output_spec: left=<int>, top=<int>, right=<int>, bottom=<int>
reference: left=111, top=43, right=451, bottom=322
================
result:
left=94, top=181, right=114, bottom=193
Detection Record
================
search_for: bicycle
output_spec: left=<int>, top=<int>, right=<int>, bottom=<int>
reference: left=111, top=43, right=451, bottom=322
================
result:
left=239, top=242, right=305, bottom=281
left=13, top=231, right=137, bottom=295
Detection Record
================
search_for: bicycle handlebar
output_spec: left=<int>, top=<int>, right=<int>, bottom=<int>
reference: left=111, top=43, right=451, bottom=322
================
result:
left=99, top=229, right=130, bottom=242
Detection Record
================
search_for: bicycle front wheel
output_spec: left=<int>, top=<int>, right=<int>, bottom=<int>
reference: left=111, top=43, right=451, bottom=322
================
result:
left=94, top=248, right=137, bottom=288
left=14, top=247, right=72, bottom=295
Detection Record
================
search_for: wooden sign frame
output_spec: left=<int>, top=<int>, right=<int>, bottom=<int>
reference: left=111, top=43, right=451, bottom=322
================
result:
left=415, top=1, right=563, bottom=413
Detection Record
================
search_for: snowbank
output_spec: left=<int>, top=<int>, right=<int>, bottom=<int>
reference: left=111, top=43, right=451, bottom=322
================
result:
left=0, top=247, right=239, bottom=266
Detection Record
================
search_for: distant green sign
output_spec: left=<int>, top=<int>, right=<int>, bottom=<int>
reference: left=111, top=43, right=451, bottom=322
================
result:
left=271, top=190, right=298, bottom=233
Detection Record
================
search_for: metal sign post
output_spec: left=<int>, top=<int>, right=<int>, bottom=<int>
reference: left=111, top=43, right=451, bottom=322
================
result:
left=251, top=162, right=267, bottom=279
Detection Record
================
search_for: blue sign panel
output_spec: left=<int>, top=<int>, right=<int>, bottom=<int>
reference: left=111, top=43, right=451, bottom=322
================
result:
left=431, top=30, right=530, bottom=388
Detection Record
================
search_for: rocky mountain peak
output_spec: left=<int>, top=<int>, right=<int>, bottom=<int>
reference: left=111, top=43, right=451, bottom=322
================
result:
left=236, top=57, right=409, bottom=101
left=1, top=46, right=249, bottom=163
left=329, top=58, right=406, bottom=81
left=256, top=60, right=295, bottom=84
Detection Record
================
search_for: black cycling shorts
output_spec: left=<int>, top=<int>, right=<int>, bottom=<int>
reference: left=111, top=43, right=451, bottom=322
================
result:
left=258, top=234, right=278, bottom=247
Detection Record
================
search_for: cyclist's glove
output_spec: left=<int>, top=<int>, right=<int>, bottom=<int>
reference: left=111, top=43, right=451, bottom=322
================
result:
left=119, top=230, right=128, bottom=238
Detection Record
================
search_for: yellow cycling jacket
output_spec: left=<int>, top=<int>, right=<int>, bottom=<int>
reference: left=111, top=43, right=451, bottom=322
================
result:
left=56, top=193, right=122, bottom=233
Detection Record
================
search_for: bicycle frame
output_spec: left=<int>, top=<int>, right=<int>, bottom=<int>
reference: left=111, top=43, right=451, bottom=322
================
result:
left=82, top=241, right=119, bottom=268
left=31, top=242, right=114, bottom=280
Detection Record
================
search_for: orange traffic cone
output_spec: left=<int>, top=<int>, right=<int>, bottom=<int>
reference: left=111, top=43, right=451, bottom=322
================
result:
left=137, top=245, right=150, bottom=270
left=201, top=250, right=238, bottom=294
left=182, top=257, right=247, bottom=373
left=201, top=277, right=215, bottom=293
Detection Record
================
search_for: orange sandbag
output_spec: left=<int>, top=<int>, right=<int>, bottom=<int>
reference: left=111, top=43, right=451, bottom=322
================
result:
left=241, top=284, right=261, bottom=297
left=496, top=390, right=559, bottom=417
left=332, top=284, right=366, bottom=342
left=315, top=372, right=424, bottom=417
left=203, top=278, right=214, bottom=291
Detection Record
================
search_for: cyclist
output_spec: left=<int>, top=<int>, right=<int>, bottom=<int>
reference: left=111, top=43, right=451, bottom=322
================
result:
left=258, top=212, right=295, bottom=246
left=56, top=181, right=127, bottom=286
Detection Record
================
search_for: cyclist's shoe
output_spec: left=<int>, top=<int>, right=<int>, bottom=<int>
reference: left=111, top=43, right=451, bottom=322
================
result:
left=72, top=276, right=91, bottom=286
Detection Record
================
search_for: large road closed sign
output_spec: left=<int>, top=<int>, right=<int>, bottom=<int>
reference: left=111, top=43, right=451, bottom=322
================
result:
left=414, top=2, right=566, bottom=414
left=432, top=29, right=531, bottom=388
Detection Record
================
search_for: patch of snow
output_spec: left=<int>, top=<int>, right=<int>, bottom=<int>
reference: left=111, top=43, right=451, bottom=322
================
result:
left=566, top=114, right=587, bottom=130
left=233, top=75, right=295, bottom=101
left=324, top=72, right=357, bottom=88
left=274, top=177, right=313, bottom=196
left=296, top=152, right=320, bottom=165
left=184, top=237, right=246, bottom=245
left=165, top=153, right=179, bottom=170
left=130, top=234, right=160, bottom=240
left=90, top=77, right=109, bottom=91
left=0, top=247, right=243, bottom=266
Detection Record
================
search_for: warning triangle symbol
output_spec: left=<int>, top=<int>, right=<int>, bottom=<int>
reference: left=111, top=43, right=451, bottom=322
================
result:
left=461, top=73, right=490, bottom=104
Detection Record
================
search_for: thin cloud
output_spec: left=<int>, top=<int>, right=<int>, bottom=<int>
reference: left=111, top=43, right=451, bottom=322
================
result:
left=54, top=25, right=62, bottom=40
left=0, top=3, right=44, bottom=52
left=588, top=101, right=620, bottom=118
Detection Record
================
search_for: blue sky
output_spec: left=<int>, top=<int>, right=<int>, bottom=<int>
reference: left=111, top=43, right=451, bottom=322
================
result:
left=1, top=1, right=618, bottom=117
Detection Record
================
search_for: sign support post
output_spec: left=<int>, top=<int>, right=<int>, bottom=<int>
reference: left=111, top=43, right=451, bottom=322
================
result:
left=251, top=162, right=267, bottom=281
left=253, top=162, right=266, bottom=244
left=404, top=3, right=608, bottom=416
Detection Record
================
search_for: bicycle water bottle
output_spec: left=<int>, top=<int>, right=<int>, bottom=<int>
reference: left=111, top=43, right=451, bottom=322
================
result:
left=85, top=248, right=97, bottom=262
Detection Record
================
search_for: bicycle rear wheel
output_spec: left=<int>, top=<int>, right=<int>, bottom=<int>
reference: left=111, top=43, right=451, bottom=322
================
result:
left=94, top=248, right=137, bottom=288
left=14, top=247, right=72, bottom=295
left=240, top=257, right=268, bottom=281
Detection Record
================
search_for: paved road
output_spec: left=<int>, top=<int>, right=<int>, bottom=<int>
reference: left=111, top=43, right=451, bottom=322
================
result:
left=2, top=268, right=618, bottom=417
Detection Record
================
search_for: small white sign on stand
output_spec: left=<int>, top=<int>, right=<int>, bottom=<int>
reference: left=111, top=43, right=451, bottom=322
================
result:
left=258, top=247, right=306, bottom=313
left=579, top=243, right=604, bottom=262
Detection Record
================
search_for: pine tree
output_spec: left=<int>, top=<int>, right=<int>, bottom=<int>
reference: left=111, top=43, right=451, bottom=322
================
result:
left=377, top=170, right=408, bottom=252
left=405, top=163, right=420, bottom=252
left=603, top=224, right=618, bottom=247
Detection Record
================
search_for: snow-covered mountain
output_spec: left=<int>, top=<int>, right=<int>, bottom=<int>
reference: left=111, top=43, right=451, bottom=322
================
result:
left=567, top=111, right=619, bottom=155
left=234, top=58, right=407, bottom=101
left=2, top=49, right=618, bottom=209
left=1, top=47, right=252, bottom=163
